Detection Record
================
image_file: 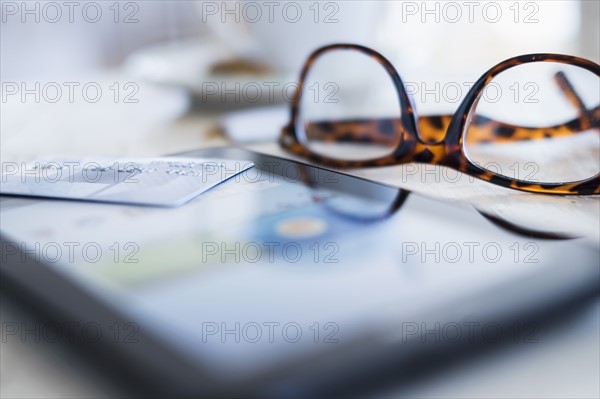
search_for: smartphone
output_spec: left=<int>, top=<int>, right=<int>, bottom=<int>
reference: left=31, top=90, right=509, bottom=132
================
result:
left=1, top=147, right=598, bottom=397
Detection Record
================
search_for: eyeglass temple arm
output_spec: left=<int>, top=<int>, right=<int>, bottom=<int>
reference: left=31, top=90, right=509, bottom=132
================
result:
left=555, top=71, right=587, bottom=114
left=300, top=107, right=598, bottom=146
left=460, top=71, right=597, bottom=143
left=294, top=71, right=598, bottom=145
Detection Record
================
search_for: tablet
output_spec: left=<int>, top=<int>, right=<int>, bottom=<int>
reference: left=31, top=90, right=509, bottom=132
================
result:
left=1, top=147, right=598, bottom=397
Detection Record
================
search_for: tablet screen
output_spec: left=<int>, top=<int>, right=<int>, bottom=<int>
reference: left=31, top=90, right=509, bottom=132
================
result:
left=1, top=148, right=597, bottom=385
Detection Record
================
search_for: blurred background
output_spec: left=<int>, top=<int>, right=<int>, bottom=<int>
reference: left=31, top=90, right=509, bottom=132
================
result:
left=1, top=1, right=599, bottom=154
left=2, top=1, right=599, bottom=79
left=1, top=0, right=599, bottom=159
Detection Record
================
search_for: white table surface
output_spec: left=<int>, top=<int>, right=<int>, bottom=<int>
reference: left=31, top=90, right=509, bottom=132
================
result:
left=1, top=70, right=599, bottom=398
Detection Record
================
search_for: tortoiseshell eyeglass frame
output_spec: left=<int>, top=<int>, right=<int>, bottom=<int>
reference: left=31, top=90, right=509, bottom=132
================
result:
left=279, top=44, right=600, bottom=195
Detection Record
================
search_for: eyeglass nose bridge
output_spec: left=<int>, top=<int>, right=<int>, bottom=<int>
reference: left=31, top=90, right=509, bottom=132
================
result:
left=414, top=114, right=454, bottom=145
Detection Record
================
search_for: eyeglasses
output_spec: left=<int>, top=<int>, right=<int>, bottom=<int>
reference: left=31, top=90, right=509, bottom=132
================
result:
left=279, top=44, right=600, bottom=195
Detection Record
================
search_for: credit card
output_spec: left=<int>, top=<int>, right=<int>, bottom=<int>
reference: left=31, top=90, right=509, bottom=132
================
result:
left=0, top=157, right=254, bottom=207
